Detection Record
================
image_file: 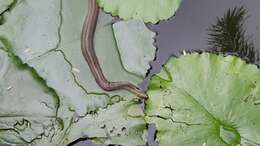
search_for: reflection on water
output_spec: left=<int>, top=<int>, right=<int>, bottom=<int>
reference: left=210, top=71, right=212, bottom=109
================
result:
left=208, top=6, right=259, bottom=66
left=74, top=0, right=260, bottom=146
left=146, top=0, right=260, bottom=79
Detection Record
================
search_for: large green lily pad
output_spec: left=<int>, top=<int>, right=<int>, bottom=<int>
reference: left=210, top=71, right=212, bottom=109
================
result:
left=146, top=53, right=260, bottom=146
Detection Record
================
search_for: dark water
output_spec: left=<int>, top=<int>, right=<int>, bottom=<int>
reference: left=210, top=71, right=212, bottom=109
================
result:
left=74, top=0, right=260, bottom=145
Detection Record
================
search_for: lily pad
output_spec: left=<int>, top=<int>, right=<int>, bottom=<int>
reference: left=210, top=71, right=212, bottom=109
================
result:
left=59, top=3, right=143, bottom=97
left=0, top=0, right=150, bottom=145
left=97, top=0, right=182, bottom=23
left=113, top=20, right=156, bottom=78
left=66, top=100, right=147, bottom=146
left=0, top=0, right=61, bottom=61
left=0, top=48, right=59, bottom=145
left=146, top=53, right=260, bottom=146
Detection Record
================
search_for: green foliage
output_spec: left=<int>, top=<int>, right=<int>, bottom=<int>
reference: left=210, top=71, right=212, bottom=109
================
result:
left=113, top=20, right=156, bottom=77
left=0, top=0, right=158, bottom=145
left=97, top=0, right=182, bottom=23
left=146, top=53, right=260, bottom=146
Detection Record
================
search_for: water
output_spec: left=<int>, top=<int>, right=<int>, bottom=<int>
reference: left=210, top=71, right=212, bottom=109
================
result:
left=146, top=0, right=260, bottom=80
left=73, top=0, right=260, bottom=145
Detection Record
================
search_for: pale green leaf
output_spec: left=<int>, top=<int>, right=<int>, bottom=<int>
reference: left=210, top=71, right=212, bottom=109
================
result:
left=0, top=1, right=105, bottom=144
left=0, top=0, right=60, bottom=61
left=146, top=53, right=260, bottom=146
left=97, top=0, right=182, bottom=23
left=66, top=100, right=147, bottom=146
left=0, top=0, right=151, bottom=145
left=0, top=48, right=59, bottom=145
left=113, top=20, right=156, bottom=77
left=59, top=5, right=142, bottom=97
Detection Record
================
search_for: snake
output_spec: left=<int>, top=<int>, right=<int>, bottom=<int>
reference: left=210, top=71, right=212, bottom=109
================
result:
left=81, top=0, right=147, bottom=99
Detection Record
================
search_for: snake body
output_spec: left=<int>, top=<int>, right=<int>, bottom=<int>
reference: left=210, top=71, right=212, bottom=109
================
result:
left=81, top=0, right=147, bottom=99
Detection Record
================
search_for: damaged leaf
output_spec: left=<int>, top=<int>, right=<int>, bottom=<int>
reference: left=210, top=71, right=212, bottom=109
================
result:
left=65, top=100, right=147, bottom=146
left=146, top=53, right=260, bottom=146
left=0, top=0, right=153, bottom=145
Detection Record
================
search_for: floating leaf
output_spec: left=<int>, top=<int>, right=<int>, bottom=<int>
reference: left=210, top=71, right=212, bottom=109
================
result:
left=66, top=100, right=147, bottom=146
left=113, top=20, right=156, bottom=78
left=0, top=0, right=61, bottom=61
left=146, top=53, right=260, bottom=146
left=59, top=4, right=143, bottom=97
left=0, top=48, right=60, bottom=145
left=97, top=0, right=182, bottom=23
left=0, top=0, right=153, bottom=145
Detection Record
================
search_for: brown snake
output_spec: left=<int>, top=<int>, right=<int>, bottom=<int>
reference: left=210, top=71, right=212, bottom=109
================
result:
left=81, top=0, right=147, bottom=99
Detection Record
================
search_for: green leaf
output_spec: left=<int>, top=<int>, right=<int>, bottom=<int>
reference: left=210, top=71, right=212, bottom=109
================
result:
left=0, top=0, right=61, bottom=61
left=59, top=7, right=143, bottom=97
left=113, top=20, right=156, bottom=78
left=97, top=0, right=182, bottom=23
left=65, top=100, right=147, bottom=146
left=0, top=48, right=59, bottom=145
left=0, top=1, right=102, bottom=144
left=146, top=53, right=260, bottom=146
left=0, top=0, right=153, bottom=145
